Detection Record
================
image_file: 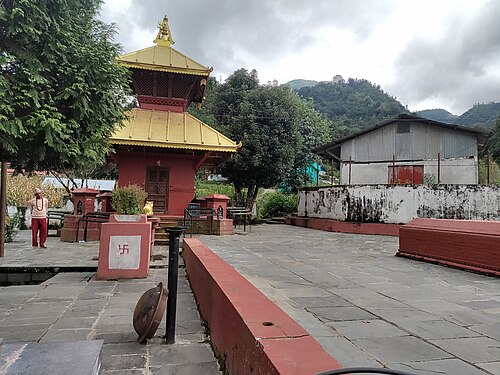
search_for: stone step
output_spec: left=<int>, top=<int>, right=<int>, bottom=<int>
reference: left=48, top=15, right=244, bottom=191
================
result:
left=0, top=340, right=103, bottom=375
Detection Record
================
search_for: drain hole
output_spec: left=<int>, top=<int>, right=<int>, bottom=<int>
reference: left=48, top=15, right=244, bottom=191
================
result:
left=262, top=321, right=274, bottom=326
left=0, top=272, right=57, bottom=286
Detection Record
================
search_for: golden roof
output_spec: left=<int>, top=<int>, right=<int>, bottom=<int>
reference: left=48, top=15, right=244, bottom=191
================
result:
left=111, top=108, right=241, bottom=153
left=117, top=16, right=212, bottom=76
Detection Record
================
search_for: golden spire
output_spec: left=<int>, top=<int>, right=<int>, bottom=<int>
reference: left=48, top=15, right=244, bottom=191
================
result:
left=154, top=16, right=175, bottom=47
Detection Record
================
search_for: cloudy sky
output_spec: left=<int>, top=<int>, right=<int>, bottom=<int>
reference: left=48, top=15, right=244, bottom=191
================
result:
left=99, top=0, right=500, bottom=115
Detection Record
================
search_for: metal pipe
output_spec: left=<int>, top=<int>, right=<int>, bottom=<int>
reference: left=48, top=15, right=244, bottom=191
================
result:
left=348, top=156, right=352, bottom=186
left=487, top=152, right=491, bottom=184
left=437, top=152, right=441, bottom=184
left=392, top=155, right=396, bottom=184
left=331, top=159, right=334, bottom=186
left=165, top=226, right=186, bottom=344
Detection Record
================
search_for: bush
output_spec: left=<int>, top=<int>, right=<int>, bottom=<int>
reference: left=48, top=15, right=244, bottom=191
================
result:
left=258, top=191, right=298, bottom=219
left=112, top=185, right=148, bottom=215
left=5, top=213, right=20, bottom=242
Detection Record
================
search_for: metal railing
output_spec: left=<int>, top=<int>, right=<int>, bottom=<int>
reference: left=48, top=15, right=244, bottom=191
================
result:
left=76, top=212, right=112, bottom=242
left=47, top=210, right=71, bottom=228
left=183, top=207, right=215, bottom=238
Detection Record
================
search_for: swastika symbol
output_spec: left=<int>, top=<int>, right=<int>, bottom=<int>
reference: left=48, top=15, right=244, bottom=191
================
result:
left=118, top=244, right=129, bottom=255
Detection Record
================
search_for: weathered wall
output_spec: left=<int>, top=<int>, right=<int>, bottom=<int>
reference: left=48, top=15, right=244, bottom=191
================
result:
left=298, top=184, right=500, bottom=224
left=340, top=158, right=478, bottom=185
left=340, top=122, right=478, bottom=162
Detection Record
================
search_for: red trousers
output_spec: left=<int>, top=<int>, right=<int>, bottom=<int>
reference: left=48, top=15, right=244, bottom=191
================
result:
left=32, top=218, right=47, bottom=247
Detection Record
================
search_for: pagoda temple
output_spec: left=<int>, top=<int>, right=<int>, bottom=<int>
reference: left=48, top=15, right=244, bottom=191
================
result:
left=110, top=16, right=240, bottom=217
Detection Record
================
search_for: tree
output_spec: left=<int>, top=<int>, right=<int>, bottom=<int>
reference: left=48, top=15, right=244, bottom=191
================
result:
left=487, top=118, right=500, bottom=163
left=209, top=69, right=331, bottom=208
left=0, top=0, right=130, bottom=255
left=0, top=0, right=129, bottom=170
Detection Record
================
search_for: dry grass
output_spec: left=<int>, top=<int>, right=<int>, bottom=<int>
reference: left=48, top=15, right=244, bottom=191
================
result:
left=7, top=174, right=66, bottom=207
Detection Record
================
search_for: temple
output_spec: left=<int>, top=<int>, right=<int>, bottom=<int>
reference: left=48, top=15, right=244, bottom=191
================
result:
left=111, top=16, right=240, bottom=217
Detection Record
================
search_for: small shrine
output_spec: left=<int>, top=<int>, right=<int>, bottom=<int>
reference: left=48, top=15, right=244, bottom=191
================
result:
left=111, top=16, right=239, bottom=226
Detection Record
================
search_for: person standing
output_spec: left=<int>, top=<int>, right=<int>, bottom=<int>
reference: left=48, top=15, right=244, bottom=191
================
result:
left=28, top=188, right=49, bottom=248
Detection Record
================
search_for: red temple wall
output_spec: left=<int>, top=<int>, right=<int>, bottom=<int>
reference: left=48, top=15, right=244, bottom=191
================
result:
left=115, top=151, right=195, bottom=216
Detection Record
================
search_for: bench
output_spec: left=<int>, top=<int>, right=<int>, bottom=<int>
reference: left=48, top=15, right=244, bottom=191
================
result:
left=398, top=218, right=500, bottom=276
left=227, top=206, right=252, bottom=232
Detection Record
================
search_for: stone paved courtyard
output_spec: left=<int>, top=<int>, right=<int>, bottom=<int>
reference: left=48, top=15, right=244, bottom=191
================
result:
left=0, top=231, right=220, bottom=374
left=200, top=224, right=500, bottom=375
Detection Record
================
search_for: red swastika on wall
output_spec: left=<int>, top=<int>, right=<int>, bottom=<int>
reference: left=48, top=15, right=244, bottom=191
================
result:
left=118, top=244, right=129, bottom=255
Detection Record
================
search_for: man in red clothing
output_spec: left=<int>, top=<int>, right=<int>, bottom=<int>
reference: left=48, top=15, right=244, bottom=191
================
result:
left=27, top=188, right=49, bottom=248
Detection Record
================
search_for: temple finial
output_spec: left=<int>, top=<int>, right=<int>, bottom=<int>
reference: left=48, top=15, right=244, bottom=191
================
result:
left=154, top=16, right=175, bottom=47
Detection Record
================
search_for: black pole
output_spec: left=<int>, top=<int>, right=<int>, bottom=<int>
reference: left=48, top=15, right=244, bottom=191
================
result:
left=165, top=226, right=185, bottom=344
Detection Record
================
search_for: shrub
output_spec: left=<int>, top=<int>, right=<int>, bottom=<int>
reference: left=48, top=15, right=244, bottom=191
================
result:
left=5, top=213, right=20, bottom=242
left=112, top=185, right=148, bottom=215
left=258, top=191, right=298, bottom=219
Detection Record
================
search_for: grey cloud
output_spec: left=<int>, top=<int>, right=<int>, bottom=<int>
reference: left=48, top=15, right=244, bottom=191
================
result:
left=390, top=0, right=500, bottom=114
left=104, top=0, right=396, bottom=78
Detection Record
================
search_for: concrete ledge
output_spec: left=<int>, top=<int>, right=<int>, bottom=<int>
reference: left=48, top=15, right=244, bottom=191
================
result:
left=286, top=216, right=401, bottom=236
left=398, top=218, right=500, bottom=276
left=183, top=238, right=342, bottom=375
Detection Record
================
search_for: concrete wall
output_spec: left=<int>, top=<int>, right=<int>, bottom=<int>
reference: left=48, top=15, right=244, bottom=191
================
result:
left=298, top=184, right=500, bottom=224
left=340, top=157, right=478, bottom=185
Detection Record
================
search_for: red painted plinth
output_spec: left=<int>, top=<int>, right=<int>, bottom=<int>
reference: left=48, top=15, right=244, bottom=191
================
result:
left=286, top=216, right=401, bottom=236
left=183, top=238, right=342, bottom=375
left=398, top=218, right=500, bottom=276
left=203, top=194, right=230, bottom=219
left=71, top=188, right=98, bottom=215
left=60, top=215, right=101, bottom=242
left=97, top=214, right=152, bottom=280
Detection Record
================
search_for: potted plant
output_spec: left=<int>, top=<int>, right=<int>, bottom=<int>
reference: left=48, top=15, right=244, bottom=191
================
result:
left=111, top=185, right=148, bottom=221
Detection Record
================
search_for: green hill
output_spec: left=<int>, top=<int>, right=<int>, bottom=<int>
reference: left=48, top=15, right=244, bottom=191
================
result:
left=296, top=78, right=409, bottom=131
left=455, top=102, right=500, bottom=129
left=417, top=109, right=458, bottom=124
left=284, top=79, right=321, bottom=91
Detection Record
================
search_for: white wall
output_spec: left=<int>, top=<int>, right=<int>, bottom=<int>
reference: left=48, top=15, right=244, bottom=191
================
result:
left=340, top=158, right=477, bottom=185
left=298, top=184, right=500, bottom=224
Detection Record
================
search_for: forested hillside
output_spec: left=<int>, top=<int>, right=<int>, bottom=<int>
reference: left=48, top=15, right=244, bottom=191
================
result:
left=416, top=109, right=458, bottom=124
left=295, top=78, right=409, bottom=131
left=455, top=102, right=500, bottom=129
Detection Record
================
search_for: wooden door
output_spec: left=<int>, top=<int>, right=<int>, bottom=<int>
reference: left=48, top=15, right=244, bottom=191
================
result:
left=145, top=167, right=169, bottom=213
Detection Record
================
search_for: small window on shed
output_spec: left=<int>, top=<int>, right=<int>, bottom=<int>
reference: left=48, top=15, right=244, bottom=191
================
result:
left=397, top=123, right=411, bottom=133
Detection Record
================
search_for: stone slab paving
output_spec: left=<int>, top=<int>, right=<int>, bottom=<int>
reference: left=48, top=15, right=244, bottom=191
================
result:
left=0, top=233, right=220, bottom=374
left=200, top=224, right=500, bottom=375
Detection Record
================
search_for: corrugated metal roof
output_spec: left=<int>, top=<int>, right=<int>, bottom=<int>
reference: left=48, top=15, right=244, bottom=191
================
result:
left=111, top=108, right=241, bottom=153
left=314, top=114, right=491, bottom=159
left=43, top=178, right=116, bottom=191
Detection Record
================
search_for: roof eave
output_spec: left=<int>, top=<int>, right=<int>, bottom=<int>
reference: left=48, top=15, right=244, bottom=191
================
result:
left=110, top=138, right=240, bottom=153
left=118, top=61, right=211, bottom=76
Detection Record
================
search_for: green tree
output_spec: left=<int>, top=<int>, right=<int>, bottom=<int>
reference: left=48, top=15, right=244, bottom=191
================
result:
left=0, top=0, right=130, bottom=254
left=209, top=69, right=331, bottom=208
left=487, top=118, right=500, bottom=163
left=0, top=0, right=130, bottom=171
